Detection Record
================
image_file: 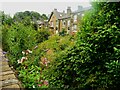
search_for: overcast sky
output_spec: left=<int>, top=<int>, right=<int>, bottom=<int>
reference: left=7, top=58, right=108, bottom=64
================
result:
left=1, top=0, right=92, bottom=17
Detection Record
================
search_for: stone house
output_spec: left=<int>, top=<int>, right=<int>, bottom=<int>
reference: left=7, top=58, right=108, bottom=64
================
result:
left=48, top=6, right=91, bottom=35
left=38, top=6, right=91, bottom=34
left=48, top=7, right=71, bottom=34
left=37, top=20, right=48, bottom=30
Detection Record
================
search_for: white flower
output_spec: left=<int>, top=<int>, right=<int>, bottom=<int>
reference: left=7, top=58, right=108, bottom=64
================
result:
left=34, top=46, right=38, bottom=49
left=18, top=57, right=28, bottom=63
left=22, top=51, right=25, bottom=55
left=17, top=60, right=22, bottom=64
left=21, top=57, right=26, bottom=60
left=32, top=85, right=35, bottom=88
left=27, top=49, right=32, bottom=54
left=45, top=62, right=48, bottom=66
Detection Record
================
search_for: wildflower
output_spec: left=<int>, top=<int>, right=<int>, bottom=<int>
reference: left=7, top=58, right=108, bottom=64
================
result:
left=2, top=51, right=7, bottom=54
left=27, top=49, right=32, bottom=54
left=24, top=65, right=28, bottom=69
left=17, top=57, right=27, bottom=64
left=38, top=84, right=42, bottom=87
left=45, top=62, right=48, bottom=66
left=47, top=60, right=50, bottom=63
left=32, top=85, right=35, bottom=88
left=22, top=51, right=25, bottom=55
left=21, top=57, right=27, bottom=63
left=25, top=50, right=29, bottom=55
left=43, top=80, right=48, bottom=86
left=40, top=80, right=43, bottom=82
left=17, top=59, right=22, bottom=64
left=41, top=57, right=50, bottom=67
left=25, top=49, right=32, bottom=55
left=34, top=46, right=38, bottom=49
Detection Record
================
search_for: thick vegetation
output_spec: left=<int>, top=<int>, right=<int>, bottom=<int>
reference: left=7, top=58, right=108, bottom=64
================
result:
left=43, top=1, right=120, bottom=89
left=1, top=11, right=50, bottom=88
left=1, top=1, right=120, bottom=89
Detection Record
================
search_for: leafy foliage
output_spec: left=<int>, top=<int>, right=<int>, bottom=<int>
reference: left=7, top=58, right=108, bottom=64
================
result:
left=13, top=11, right=41, bottom=22
left=1, top=10, right=50, bottom=88
left=0, top=11, right=13, bottom=25
left=2, top=1, right=120, bottom=89
left=36, top=28, right=50, bottom=43
left=4, top=23, right=37, bottom=67
left=43, top=1, right=120, bottom=89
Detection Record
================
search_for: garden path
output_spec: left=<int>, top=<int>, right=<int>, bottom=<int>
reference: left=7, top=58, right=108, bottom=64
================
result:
left=0, top=48, right=22, bottom=89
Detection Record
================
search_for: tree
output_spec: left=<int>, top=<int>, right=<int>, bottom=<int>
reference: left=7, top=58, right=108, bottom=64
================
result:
left=0, top=11, right=13, bottom=25
left=41, top=14, right=48, bottom=20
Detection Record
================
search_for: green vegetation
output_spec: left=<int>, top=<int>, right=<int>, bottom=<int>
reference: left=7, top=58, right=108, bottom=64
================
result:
left=43, top=1, right=120, bottom=89
left=1, top=1, right=120, bottom=89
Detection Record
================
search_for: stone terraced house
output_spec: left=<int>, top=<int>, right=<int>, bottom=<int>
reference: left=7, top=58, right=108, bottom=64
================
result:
left=38, top=6, right=91, bottom=35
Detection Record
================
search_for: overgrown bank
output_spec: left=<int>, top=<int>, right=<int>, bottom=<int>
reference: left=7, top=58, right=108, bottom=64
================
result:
left=1, top=1, right=120, bottom=89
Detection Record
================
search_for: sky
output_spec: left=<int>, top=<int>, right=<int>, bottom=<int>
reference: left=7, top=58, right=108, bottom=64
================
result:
left=0, top=0, right=92, bottom=17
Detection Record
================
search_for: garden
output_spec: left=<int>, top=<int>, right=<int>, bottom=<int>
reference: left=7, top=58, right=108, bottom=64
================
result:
left=1, top=1, right=120, bottom=89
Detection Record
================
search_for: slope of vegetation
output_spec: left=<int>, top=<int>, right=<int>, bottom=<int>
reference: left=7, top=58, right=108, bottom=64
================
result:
left=1, top=1, right=120, bottom=89
left=42, top=1, right=120, bottom=89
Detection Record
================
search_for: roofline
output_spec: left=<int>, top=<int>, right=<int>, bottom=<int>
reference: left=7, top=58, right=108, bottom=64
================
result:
left=48, top=12, right=53, bottom=22
left=58, top=16, right=71, bottom=20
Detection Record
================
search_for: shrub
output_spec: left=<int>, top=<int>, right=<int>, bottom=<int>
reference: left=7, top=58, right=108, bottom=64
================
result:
left=36, top=28, right=50, bottom=43
left=4, top=23, right=37, bottom=68
left=43, top=1, right=120, bottom=89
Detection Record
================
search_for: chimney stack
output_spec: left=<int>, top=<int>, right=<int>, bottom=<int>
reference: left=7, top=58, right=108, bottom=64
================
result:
left=63, top=10, right=65, bottom=15
left=78, top=6, right=83, bottom=11
left=54, top=8, right=57, bottom=11
left=67, top=6, right=71, bottom=15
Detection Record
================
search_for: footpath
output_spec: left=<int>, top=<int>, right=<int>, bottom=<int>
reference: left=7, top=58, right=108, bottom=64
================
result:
left=0, top=48, right=22, bottom=90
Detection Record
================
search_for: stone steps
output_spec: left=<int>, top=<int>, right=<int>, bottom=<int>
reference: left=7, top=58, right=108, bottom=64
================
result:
left=0, top=48, right=22, bottom=89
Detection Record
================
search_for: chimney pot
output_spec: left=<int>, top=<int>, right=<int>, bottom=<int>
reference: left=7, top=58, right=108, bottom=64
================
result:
left=67, top=6, right=71, bottom=15
left=54, top=8, right=57, bottom=11
left=78, top=6, right=83, bottom=10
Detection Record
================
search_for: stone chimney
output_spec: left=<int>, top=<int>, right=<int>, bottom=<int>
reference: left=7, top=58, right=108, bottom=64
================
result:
left=67, top=7, right=71, bottom=15
left=54, top=8, right=57, bottom=11
left=78, top=6, right=83, bottom=11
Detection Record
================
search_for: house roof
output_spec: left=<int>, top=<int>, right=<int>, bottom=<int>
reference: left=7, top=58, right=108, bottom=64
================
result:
left=48, top=6, right=92, bottom=22
left=37, top=19, right=48, bottom=25
left=48, top=9, right=71, bottom=22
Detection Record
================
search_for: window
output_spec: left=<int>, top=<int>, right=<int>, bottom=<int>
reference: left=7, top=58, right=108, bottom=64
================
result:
left=74, top=15, right=77, bottom=22
left=51, top=21, right=53, bottom=27
left=63, top=20, right=65, bottom=26
left=74, top=25, right=77, bottom=30
left=68, top=20, right=70, bottom=26
left=68, top=27, right=70, bottom=30
left=64, top=22, right=66, bottom=25
left=60, top=14, right=62, bottom=17
left=56, top=27, right=58, bottom=30
left=56, top=20, right=58, bottom=27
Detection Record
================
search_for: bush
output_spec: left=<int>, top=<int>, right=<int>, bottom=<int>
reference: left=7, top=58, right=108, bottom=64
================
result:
left=4, top=23, right=37, bottom=67
left=36, top=28, right=50, bottom=43
left=43, top=1, right=120, bottom=89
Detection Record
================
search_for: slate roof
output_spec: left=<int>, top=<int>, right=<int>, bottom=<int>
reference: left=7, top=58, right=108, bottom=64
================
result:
left=48, top=6, right=92, bottom=22
left=48, top=9, right=71, bottom=22
left=37, top=19, right=48, bottom=25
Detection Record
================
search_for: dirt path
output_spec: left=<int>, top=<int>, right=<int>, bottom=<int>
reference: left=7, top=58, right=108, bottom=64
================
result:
left=0, top=48, right=22, bottom=89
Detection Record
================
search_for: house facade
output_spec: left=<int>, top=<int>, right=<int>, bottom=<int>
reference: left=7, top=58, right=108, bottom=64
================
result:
left=37, top=6, right=91, bottom=35
left=48, top=7, right=71, bottom=34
